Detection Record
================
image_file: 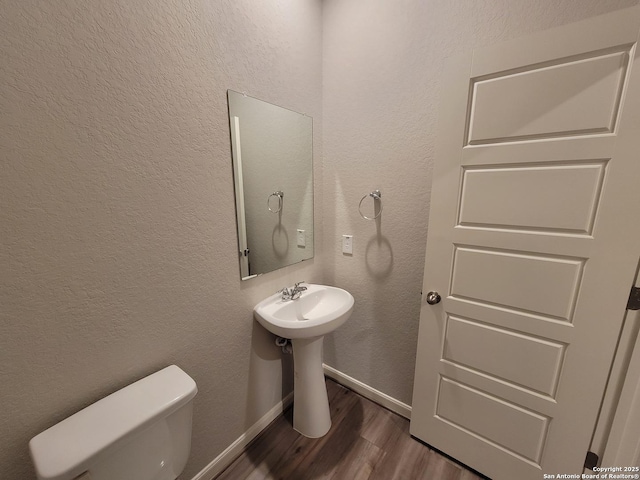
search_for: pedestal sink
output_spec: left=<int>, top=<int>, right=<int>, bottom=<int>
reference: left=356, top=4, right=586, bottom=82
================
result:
left=254, top=284, right=354, bottom=438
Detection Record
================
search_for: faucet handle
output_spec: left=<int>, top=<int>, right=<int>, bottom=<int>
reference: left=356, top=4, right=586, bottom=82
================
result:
left=279, top=287, right=293, bottom=301
left=294, top=281, right=307, bottom=288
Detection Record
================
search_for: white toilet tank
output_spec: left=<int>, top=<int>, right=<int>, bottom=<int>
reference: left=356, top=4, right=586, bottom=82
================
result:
left=29, top=365, right=198, bottom=480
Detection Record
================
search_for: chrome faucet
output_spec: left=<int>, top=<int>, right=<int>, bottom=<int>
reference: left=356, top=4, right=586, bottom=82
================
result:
left=280, top=281, right=307, bottom=301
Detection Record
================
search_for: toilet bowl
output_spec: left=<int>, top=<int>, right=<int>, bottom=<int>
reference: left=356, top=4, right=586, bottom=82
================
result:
left=29, top=365, right=197, bottom=480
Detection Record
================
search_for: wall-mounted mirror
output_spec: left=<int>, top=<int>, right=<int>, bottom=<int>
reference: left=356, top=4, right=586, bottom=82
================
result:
left=227, top=91, right=314, bottom=280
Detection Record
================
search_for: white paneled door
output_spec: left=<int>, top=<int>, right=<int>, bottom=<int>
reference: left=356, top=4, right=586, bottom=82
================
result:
left=410, top=7, right=640, bottom=480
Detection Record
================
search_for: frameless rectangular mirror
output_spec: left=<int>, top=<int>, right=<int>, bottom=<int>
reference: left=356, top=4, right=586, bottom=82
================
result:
left=227, top=90, right=314, bottom=280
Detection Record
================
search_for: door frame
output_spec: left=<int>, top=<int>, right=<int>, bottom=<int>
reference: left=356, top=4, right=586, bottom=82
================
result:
left=598, top=269, right=640, bottom=468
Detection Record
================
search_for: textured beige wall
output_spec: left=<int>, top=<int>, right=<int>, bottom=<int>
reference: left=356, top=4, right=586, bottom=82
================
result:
left=321, top=0, right=639, bottom=405
left=0, top=1, right=322, bottom=479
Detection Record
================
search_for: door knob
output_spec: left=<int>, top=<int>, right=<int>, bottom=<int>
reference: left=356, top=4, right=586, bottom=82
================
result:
left=426, top=291, right=441, bottom=305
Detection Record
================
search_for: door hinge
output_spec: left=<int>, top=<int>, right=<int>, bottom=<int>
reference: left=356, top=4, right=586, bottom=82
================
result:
left=628, top=286, right=640, bottom=311
left=584, top=451, right=599, bottom=470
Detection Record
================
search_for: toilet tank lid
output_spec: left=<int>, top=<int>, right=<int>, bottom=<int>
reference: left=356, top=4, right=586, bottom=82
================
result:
left=29, top=365, right=197, bottom=480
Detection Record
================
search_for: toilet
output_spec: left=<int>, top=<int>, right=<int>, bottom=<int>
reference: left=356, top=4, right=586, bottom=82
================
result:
left=29, top=365, right=197, bottom=480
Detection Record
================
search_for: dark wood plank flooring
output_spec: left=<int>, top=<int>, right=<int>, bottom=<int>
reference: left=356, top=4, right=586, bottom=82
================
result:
left=216, top=379, right=487, bottom=480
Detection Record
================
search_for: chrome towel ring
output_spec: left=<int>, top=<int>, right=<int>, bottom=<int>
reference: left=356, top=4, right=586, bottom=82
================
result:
left=358, top=190, right=383, bottom=220
left=268, top=191, right=284, bottom=213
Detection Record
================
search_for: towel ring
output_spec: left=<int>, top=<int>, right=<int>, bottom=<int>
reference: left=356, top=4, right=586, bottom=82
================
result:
left=358, top=190, right=383, bottom=220
left=268, top=191, right=284, bottom=213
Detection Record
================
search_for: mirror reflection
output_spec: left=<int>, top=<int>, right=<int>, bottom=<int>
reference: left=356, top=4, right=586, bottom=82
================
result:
left=227, top=91, right=314, bottom=280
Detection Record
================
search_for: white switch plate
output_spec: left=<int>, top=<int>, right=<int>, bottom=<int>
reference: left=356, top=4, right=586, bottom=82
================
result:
left=342, top=235, right=353, bottom=255
left=297, top=229, right=306, bottom=247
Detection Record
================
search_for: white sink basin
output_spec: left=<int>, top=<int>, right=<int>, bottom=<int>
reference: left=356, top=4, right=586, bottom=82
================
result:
left=254, top=284, right=354, bottom=339
left=253, top=283, right=354, bottom=438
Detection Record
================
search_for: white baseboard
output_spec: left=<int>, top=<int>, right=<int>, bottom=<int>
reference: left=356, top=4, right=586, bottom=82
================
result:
left=191, top=367, right=411, bottom=479
left=191, top=392, right=293, bottom=480
left=323, top=364, right=412, bottom=419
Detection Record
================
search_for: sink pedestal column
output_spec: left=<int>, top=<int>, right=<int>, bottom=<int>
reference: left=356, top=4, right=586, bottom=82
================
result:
left=291, top=336, right=331, bottom=438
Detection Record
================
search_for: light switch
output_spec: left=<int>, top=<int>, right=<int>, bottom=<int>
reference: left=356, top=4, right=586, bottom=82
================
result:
left=342, top=235, right=353, bottom=255
left=297, top=229, right=306, bottom=247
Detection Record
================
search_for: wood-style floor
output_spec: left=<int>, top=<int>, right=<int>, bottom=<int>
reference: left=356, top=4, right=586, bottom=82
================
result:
left=216, top=379, right=488, bottom=480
